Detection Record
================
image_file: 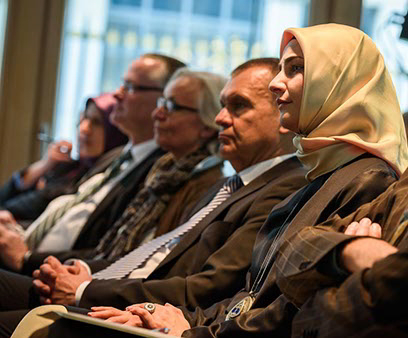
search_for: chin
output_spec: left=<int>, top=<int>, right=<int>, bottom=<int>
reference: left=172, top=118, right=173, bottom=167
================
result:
left=157, top=140, right=170, bottom=151
left=219, top=146, right=233, bottom=158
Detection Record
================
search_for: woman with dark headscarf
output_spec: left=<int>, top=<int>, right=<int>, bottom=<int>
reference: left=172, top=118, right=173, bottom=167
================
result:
left=0, top=93, right=128, bottom=222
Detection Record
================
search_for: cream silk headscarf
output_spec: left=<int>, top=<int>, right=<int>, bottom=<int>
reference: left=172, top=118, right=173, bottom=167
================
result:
left=280, top=23, right=408, bottom=181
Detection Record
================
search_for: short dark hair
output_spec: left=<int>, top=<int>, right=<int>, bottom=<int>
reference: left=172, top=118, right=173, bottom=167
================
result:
left=231, top=57, right=279, bottom=77
left=142, top=53, right=187, bottom=85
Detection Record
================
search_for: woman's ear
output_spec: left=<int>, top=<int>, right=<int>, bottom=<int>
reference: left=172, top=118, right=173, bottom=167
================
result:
left=200, top=126, right=217, bottom=140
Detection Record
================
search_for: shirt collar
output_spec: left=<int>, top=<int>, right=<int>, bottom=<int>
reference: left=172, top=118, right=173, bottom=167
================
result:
left=124, top=139, right=158, bottom=161
left=238, top=154, right=296, bottom=186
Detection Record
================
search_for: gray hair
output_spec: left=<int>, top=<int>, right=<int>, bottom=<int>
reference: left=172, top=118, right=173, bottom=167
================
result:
left=167, top=68, right=227, bottom=131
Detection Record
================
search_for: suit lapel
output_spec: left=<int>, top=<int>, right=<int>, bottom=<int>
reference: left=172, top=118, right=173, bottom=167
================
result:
left=75, top=148, right=165, bottom=243
left=154, top=158, right=300, bottom=272
left=182, top=179, right=227, bottom=220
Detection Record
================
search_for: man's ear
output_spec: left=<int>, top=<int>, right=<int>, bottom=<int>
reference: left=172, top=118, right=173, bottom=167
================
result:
left=200, top=126, right=217, bottom=140
left=279, top=125, right=291, bottom=134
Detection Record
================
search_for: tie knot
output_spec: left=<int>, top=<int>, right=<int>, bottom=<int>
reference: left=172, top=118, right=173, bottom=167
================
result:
left=224, top=174, right=243, bottom=194
left=119, top=149, right=133, bottom=163
left=105, top=149, right=133, bottom=180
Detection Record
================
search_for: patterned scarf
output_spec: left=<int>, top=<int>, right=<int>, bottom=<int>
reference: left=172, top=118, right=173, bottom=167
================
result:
left=94, top=146, right=211, bottom=261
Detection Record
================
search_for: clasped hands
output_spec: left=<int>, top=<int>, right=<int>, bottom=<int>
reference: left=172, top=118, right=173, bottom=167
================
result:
left=32, top=256, right=92, bottom=305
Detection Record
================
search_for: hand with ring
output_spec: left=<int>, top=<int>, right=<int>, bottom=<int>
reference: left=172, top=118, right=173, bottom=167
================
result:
left=144, top=303, right=156, bottom=314
left=126, top=303, right=191, bottom=336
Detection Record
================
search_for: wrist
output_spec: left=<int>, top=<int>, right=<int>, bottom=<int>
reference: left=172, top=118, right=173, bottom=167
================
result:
left=14, top=249, right=30, bottom=272
left=43, top=158, right=58, bottom=170
left=24, top=250, right=32, bottom=264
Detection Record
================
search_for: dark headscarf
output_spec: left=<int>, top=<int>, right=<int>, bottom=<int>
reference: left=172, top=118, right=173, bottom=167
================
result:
left=85, top=93, right=128, bottom=154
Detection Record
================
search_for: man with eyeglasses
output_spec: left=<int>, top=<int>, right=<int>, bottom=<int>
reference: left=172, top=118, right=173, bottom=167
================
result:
left=0, top=58, right=310, bottom=338
left=0, top=54, right=185, bottom=276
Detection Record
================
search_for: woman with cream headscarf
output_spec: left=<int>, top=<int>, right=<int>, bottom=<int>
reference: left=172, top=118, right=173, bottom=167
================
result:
left=10, top=24, right=408, bottom=338
left=272, top=23, right=407, bottom=181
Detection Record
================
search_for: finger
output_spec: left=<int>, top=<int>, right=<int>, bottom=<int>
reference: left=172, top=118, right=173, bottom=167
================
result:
left=355, top=218, right=372, bottom=236
left=126, top=304, right=145, bottom=312
left=39, top=296, right=52, bottom=305
left=90, top=306, right=118, bottom=312
left=66, top=261, right=81, bottom=275
left=344, top=221, right=358, bottom=235
left=88, top=310, right=122, bottom=319
left=368, top=222, right=382, bottom=238
left=127, top=307, right=158, bottom=329
left=32, top=279, right=52, bottom=295
left=39, top=264, right=58, bottom=280
left=106, top=315, right=131, bottom=324
left=58, top=141, right=73, bottom=149
left=32, top=269, right=41, bottom=279
left=0, top=212, right=15, bottom=224
left=44, top=256, right=62, bottom=269
left=124, top=317, right=143, bottom=327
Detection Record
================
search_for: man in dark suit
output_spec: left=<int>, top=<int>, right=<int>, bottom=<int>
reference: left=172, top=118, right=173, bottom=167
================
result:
left=0, top=58, right=309, bottom=336
left=0, top=53, right=185, bottom=274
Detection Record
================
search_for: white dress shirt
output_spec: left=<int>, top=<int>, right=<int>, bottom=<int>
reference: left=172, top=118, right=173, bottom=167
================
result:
left=24, top=140, right=158, bottom=252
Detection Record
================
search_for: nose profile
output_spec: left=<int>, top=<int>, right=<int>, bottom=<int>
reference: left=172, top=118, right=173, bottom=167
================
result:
left=113, top=85, right=125, bottom=101
left=79, top=119, right=92, bottom=135
left=152, top=106, right=167, bottom=121
left=268, top=74, right=285, bottom=98
left=215, top=107, right=232, bottom=129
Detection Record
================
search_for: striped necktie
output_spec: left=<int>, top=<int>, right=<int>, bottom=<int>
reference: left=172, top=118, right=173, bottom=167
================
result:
left=93, top=174, right=243, bottom=280
left=25, top=150, right=133, bottom=250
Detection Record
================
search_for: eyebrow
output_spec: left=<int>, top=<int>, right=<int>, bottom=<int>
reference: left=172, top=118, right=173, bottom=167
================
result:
left=222, top=93, right=252, bottom=108
left=278, top=55, right=304, bottom=69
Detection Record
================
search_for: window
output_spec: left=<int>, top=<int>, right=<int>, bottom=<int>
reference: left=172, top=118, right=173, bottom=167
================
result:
left=362, top=0, right=408, bottom=112
left=53, top=0, right=310, bottom=143
left=232, top=0, right=260, bottom=21
left=193, top=0, right=221, bottom=17
left=153, top=0, right=182, bottom=11
left=111, top=0, right=141, bottom=7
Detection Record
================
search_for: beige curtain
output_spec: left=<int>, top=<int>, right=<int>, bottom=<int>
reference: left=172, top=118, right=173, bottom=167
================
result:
left=0, top=0, right=65, bottom=184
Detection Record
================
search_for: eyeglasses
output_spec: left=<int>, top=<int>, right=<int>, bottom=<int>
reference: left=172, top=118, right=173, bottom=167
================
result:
left=122, top=81, right=164, bottom=94
left=157, top=97, right=199, bottom=114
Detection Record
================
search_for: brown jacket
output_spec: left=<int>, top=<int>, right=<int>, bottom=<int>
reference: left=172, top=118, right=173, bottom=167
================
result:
left=280, top=168, right=408, bottom=338
left=182, top=156, right=398, bottom=338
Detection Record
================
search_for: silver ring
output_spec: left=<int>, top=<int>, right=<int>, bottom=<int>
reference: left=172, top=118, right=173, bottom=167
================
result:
left=144, top=303, right=156, bottom=314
